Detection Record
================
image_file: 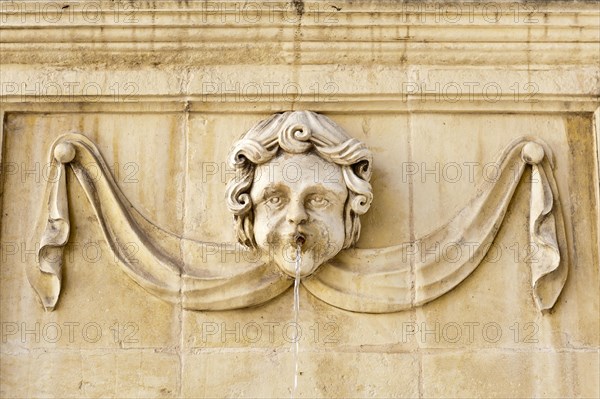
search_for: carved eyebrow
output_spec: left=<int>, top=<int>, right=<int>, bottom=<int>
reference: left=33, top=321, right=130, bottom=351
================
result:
left=306, top=184, right=347, bottom=200
left=261, top=183, right=288, bottom=200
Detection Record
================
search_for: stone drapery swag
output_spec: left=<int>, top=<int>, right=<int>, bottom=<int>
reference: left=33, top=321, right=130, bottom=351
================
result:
left=27, top=133, right=568, bottom=313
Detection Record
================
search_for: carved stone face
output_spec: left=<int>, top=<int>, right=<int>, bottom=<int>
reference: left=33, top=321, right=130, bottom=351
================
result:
left=250, top=152, right=348, bottom=277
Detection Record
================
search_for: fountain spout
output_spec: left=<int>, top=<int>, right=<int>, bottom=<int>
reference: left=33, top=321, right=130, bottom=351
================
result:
left=294, top=233, right=305, bottom=247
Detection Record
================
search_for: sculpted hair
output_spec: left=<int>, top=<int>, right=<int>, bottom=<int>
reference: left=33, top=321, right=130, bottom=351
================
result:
left=226, top=111, right=373, bottom=249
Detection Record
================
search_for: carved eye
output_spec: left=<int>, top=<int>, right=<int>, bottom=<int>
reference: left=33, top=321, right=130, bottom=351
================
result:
left=266, top=196, right=282, bottom=206
left=307, top=195, right=329, bottom=208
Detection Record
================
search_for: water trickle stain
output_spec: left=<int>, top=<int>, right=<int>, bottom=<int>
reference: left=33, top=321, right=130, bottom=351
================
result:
left=564, top=114, right=597, bottom=270
left=292, top=0, right=305, bottom=17
left=92, top=115, right=99, bottom=139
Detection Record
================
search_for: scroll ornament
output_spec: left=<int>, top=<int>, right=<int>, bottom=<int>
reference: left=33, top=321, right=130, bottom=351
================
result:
left=27, top=111, right=568, bottom=313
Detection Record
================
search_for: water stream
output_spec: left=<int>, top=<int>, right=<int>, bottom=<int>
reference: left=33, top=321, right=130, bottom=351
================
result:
left=291, top=244, right=302, bottom=399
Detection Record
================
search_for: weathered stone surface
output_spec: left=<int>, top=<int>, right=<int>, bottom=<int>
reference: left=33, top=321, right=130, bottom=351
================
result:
left=182, top=350, right=419, bottom=398
left=422, top=351, right=600, bottom=398
left=0, top=351, right=179, bottom=398
left=1, top=114, right=183, bottom=350
left=1, top=1, right=598, bottom=398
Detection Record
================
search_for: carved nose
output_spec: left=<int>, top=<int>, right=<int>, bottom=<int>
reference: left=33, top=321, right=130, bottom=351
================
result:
left=287, top=201, right=308, bottom=225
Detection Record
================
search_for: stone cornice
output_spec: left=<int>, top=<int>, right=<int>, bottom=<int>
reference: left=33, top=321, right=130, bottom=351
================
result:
left=1, top=1, right=599, bottom=66
left=1, top=1, right=598, bottom=111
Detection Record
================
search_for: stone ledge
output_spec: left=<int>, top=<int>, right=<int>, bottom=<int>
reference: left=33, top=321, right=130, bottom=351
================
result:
left=1, top=1, right=598, bottom=66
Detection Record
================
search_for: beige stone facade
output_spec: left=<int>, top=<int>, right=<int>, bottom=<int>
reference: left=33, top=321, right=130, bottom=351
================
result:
left=1, top=1, right=599, bottom=397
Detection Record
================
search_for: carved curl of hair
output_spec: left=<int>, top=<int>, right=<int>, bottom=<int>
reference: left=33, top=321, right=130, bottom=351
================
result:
left=225, top=111, right=373, bottom=249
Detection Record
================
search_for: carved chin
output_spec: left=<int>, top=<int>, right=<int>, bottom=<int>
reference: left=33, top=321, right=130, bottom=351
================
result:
left=275, top=248, right=322, bottom=278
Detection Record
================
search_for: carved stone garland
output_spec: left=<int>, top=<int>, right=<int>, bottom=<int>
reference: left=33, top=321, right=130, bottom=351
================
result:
left=27, top=111, right=568, bottom=313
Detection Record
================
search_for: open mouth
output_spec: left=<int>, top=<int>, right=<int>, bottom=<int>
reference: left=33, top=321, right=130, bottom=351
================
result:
left=294, top=233, right=306, bottom=247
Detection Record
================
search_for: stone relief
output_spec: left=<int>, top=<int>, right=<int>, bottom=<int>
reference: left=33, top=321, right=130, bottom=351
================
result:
left=27, top=111, right=568, bottom=313
left=225, top=111, right=373, bottom=278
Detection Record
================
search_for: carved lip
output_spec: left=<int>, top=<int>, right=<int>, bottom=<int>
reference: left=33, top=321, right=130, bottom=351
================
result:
left=281, top=230, right=312, bottom=249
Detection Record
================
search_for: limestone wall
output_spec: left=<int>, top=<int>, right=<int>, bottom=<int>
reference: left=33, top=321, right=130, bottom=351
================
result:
left=1, top=1, right=598, bottom=397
